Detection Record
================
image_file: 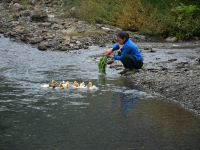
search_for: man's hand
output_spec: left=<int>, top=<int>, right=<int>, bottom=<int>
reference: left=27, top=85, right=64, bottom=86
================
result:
left=104, top=48, right=113, bottom=56
left=108, top=53, right=114, bottom=58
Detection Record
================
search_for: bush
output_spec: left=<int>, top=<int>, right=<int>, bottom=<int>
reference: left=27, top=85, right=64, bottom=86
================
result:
left=164, top=4, right=200, bottom=39
left=61, top=0, right=200, bottom=40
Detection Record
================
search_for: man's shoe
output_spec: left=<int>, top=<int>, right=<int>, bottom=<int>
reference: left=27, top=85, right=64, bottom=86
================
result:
left=119, top=69, right=139, bottom=75
left=119, top=69, right=129, bottom=75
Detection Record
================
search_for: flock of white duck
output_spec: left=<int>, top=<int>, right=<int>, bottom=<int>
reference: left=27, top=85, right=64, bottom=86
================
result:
left=41, top=80, right=98, bottom=90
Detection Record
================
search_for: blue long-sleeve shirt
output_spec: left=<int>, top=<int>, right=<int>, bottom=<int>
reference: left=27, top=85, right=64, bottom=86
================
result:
left=112, top=39, right=143, bottom=62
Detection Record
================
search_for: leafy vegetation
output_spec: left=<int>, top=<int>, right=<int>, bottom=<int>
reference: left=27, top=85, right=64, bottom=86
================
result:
left=98, top=56, right=108, bottom=74
left=20, top=0, right=31, bottom=9
left=61, top=0, right=200, bottom=40
left=166, top=4, right=200, bottom=39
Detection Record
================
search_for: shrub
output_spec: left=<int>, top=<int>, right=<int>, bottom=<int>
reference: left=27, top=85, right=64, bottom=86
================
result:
left=61, top=0, right=200, bottom=40
left=164, top=4, right=200, bottom=39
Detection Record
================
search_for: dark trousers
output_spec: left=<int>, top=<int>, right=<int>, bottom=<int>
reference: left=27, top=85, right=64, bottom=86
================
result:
left=121, top=55, right=143, bottom=70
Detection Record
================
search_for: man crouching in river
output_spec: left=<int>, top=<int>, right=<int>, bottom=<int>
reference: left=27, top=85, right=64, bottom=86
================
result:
left=104, top=31, right=143, bottom=74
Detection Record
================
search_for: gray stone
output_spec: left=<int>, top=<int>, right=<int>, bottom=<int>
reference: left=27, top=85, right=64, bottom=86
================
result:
left=14, top=26, right=27, bottom=34
left=13, top=3, right=23, bottom=11
left=21, top=10, right=31, bottom=17
left=39, top=22, right=52, bottom=27
left=76, top=40, right=81, bottom=45
left=59, top=45, right=70, bottom=51
left=70, top=7, right=76, bottom=12
left=31, top=9, right=48, bottom=22
left=38, top=41, right=48, bottom=50
left=51, top=23, right=63, bottom=30
left=62, top=35, right=71, bottom=45
left=101, top=27, right=112, bottom=31
left=69, top=7, right=76, bottom=16
left=69, top=43, right=74, bottom=47
left=29, top=37, right=43, bottom=44
left=195, top=58, right=200, bottom=64
left=194, top=37, right=199, bottom=41
left=165, top=37, right=177, bottom=42
left=43, top=32, right=55, bottom=39
left=168, top=59, right=177, bottom=62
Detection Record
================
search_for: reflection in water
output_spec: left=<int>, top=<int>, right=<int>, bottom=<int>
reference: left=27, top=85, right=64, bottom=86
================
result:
left=98, top=74, right=107, bottom=85
left=112, top=92, right=140, bottom=117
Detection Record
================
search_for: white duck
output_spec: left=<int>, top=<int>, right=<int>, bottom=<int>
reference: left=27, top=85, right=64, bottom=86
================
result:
left=73, top=81, right=79, bottom=89
left=65, top=81, right=71, bottom=89
left=79, top=82, right=87, bottom=89
left=87, top=82, right=98, bottom=90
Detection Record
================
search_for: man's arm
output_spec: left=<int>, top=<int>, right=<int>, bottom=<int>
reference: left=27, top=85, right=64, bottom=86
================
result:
left=112, top=43, right=120, bottom=51
left=104, top=43, right=120, bottom=56
left=114, top=47, right=130, bottom=61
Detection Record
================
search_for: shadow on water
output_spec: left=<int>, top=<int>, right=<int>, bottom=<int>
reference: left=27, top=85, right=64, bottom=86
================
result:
left=0, top=36, right=200, bottom=150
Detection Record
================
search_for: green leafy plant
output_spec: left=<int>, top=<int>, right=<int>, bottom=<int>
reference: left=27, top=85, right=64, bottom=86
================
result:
left=20, top=0, right=31, bottom=9
left=164, top=4, right=200, bottom=40
left=98, top=56, right=108, bottom=74
left=172, top=4, right=199, bottom=16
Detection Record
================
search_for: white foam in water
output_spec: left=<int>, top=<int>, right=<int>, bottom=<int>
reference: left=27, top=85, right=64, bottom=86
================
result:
left=41, top=84, right=50, bottom=88
left=69, top=102, right=90, bottom=106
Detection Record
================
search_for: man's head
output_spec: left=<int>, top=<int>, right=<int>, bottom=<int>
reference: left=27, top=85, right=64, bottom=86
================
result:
left=116, top=31, right=129, bottom=45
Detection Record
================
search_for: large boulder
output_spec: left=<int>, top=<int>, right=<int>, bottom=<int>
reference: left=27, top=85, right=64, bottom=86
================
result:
left=31, top=8, right=48, bottom=22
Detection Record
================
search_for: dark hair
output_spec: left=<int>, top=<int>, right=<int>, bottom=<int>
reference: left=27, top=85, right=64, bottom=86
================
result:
left=117, top=31, right=129, bottom=43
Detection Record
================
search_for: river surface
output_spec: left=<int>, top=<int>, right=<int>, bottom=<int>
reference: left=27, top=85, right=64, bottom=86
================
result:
left=0, top=36, right=200, bottom=150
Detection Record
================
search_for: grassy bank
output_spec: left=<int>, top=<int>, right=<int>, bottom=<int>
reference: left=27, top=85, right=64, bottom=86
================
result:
left=62, top=0, right=200, bottom=40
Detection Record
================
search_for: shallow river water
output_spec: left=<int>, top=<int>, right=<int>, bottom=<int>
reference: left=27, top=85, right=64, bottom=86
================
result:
left=0, top=36, right=200, bottom=150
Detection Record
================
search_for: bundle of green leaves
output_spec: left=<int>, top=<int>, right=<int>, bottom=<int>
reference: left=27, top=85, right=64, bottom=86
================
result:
left=98, top=56, right=108, bottom=74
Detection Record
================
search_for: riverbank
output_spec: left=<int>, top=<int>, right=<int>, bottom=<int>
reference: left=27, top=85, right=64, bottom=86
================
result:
left=125, top=42, right=200, bottom=115
left=94, top=41, right=200, bottom=116
left=0, top=1, right=151, bottom=51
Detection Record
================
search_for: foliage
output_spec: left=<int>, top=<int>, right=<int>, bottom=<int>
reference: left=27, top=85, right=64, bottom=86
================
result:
left=61, top=0, right=200, bottom=40
left=172, top=4, right=200, bottom=16
left=20, top=0, right=31, bottom=9
left=164, top=4, right=200, bottom=39
left=98, top=56, right=107, bottom=74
